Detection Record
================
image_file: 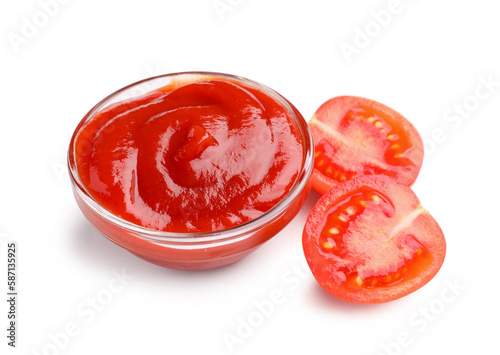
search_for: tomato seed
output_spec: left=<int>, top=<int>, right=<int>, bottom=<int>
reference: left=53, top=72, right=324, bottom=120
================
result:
left=345, top=207, right=356, bottom=215
left=323, top=241, right=333, bottom=249
left=355, top=276, right=363, bottom=286
left=329, top=227, right=339, bottom=235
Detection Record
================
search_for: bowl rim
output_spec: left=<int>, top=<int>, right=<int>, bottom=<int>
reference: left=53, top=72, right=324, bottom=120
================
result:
left=68, top=71, right=314, bottom=244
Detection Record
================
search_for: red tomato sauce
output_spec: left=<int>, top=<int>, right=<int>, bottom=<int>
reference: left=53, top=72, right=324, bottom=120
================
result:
left=75, top=79, right=304, bottom=233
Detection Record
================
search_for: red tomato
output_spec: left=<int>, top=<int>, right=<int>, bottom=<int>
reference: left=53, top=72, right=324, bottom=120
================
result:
left=302, top=176, right=446, bottom=303
left=309, top=96, right=424, bottom=195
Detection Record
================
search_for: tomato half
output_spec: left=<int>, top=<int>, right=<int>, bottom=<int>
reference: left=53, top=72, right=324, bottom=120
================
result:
left=302, top=176, right=446, bottom=303
left=309, top=96, right=424, bottom=195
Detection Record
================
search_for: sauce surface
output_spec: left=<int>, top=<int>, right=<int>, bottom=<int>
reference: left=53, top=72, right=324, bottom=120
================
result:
left=75, top=79, right=303, bottom=233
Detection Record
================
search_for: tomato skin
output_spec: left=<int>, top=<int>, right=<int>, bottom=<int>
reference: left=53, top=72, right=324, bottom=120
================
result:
left=309, top=96, right=424, bottom=195
left=311, top=169, right=335, bottom=196
left=303, top=176, right=446, bottom=303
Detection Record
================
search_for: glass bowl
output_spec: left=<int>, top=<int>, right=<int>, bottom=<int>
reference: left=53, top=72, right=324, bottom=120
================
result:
left=68, top=72, right=314, bottom=270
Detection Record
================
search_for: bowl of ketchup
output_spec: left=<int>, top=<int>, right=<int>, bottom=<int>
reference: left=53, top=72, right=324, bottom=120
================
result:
left=68, top=72, right=314, bottom=270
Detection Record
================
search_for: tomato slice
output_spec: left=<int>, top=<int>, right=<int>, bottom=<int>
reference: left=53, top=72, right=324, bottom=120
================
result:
left=309, top=96, right=424, bottom=195
left=302, top=176, right=446, bottom=303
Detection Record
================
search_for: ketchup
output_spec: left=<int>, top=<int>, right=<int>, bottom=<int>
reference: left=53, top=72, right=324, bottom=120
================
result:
left=75, top=79, right=304, bottom=233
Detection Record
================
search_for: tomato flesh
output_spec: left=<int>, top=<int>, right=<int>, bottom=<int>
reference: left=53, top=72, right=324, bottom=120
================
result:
left=309, top=96, right=424, bottom=195
left=303, top=176, right=446, bottom=303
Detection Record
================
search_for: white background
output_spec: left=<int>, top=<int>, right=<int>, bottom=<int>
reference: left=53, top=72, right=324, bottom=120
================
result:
left=1, top=0, right=500, bottom=354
